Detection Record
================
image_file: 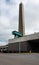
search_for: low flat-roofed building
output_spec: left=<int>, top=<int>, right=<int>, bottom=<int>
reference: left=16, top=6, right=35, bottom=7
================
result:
left=8, top=33, right=39, bottom=53
left=0, top=45, right=8, bottom=52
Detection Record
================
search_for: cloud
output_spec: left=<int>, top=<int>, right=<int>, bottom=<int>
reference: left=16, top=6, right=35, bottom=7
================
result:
left=0, top=16, right=10, bottom=27
left=29, top=0, right=39, bottom=5
left=0, top=41, right=8, bottom=46
left=25, top=0, right=39, bottom=34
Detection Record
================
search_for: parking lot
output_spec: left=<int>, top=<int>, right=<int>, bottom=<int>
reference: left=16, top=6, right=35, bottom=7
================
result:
left=0, top=53, right=39, bottom=65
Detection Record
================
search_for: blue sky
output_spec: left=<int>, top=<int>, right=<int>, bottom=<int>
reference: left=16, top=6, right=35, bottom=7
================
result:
left=0, top=0, right=39, bottom=45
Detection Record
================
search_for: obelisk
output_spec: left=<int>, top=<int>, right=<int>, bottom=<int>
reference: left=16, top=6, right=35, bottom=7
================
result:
left=18, top=2, right=25, bottom=35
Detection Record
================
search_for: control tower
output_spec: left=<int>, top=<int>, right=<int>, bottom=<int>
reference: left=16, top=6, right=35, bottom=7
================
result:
left=19, top=3, right=25, bottom=35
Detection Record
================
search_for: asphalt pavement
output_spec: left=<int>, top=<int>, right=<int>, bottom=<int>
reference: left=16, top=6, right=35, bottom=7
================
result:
left=0, top=53, right=39, bottom=65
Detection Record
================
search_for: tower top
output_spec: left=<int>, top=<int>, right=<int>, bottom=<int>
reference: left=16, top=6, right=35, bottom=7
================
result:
left=20, top=2, right=23, bottom=5
left=20, top=2, right=23, bottom=4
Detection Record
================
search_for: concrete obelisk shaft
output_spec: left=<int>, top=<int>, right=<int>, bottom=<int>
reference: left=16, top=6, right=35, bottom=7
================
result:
left=19, top=3, right=25, bottom=35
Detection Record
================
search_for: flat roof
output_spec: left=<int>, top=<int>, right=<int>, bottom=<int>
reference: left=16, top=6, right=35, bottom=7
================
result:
left=8, top=33, right=39, bottom=43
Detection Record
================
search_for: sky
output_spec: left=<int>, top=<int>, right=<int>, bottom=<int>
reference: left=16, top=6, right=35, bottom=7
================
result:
left=0, top=0, right=39, bottom=45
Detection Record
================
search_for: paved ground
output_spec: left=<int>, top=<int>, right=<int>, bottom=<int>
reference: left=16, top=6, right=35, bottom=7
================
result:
left=0, top=53, right=39, bottom=65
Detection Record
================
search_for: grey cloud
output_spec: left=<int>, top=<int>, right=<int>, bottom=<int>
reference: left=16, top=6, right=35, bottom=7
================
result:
left=0, top=0, right=19, bottom=45
left=25, top=3, right=39, bottom=33
left=5, top=0, right=17, bottom=5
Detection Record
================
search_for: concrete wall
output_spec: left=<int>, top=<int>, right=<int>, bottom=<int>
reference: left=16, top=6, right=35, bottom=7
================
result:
left=8, top=43, right=19, bottom=52
left=8, top=41, right=31, bottom=53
